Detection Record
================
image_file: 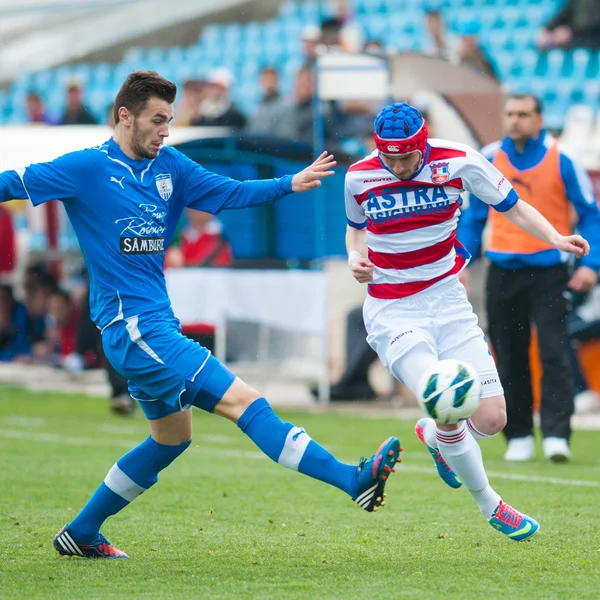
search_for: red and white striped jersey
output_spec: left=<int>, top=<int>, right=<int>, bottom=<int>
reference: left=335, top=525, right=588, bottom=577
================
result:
left=345, top=139, right=518, bottom=299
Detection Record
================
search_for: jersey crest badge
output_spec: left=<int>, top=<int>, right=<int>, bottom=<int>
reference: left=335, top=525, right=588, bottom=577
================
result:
left=155, top=173, right=173, bottom=201
left=430, top=162, right=450, bottom=184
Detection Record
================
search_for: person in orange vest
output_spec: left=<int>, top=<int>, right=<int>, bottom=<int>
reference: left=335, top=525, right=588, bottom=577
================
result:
left=458, top=93, right=600, bottom=463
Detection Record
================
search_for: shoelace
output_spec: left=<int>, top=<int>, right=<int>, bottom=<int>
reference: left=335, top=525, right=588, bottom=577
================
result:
left=433, top=449, right=453, bottom=474
left=495, top=501, right=523, bottom=528
left=357, top=456, right=367, bottom=473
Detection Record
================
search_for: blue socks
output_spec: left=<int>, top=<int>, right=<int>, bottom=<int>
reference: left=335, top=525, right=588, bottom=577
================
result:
left=69, top=436, right=190, bottom=543
left=238, top=398, right=358, bottom=497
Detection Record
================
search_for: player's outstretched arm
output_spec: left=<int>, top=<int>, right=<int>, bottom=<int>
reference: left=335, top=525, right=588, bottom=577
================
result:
left=182, top=151, right=336, bottom=213
left=291, top=152, right=336, bottom=192
left=0, top=170, right=30, bottom=203
left=505, top=199, right=590, bottom=258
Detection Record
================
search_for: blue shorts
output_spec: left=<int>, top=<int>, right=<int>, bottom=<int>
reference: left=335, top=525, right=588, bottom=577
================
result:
left=101, top=306, right=236, bottom=420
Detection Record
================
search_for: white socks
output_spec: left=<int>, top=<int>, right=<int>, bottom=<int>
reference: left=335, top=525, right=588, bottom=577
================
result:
left=423, top=418, right=492, bottom=449
left=435, top=422, right=501, bottom=519
left=465, top=418, right=491, bottom=441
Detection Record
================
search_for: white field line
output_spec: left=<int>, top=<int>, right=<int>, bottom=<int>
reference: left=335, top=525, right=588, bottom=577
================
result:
left=0, top=428, right=599, bottom=488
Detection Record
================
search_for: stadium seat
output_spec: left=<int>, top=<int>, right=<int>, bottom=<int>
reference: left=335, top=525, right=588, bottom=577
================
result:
left=583, top=79, right=600, bottom=105
left=545, top=49, right=565, bottom=77
left=571, top=48, right=591, bottom=80
left=496, top=52, right=515, bottom=79
left=519, top=49, right=539, bottom=78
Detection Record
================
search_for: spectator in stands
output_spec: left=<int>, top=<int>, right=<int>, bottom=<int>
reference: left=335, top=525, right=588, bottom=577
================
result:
left=283, top=67, right=315, bottom=145
left=454, top=22, right=498, bottom=81
left=174, top=78, right=206, bottom=126
left=537, top=0, right=600, bottom=50
left=422, top=8, right=459, bottom=61
left=0, top=284, right=30, bottom=362
left=191, top=68, right=246, bottom=129
left=0, top=205, right=15, bottom=277
left=301, top=24, right=322, bottom=67
left=165, top=210, right=233, bottom=269
left=458, top=93, right=600, bottom=463
left=45, top=289, right=79, bottom=365
left=246, top=67, right=285, bottom=136
left=245, top=67, right=315, bottom=145
left=25, top=92, right=52, bottom=125
left=60, top=81, right=98, bottom=126
left=22, top=264, right=57, bottom=361
left=325, top=0, right=363, bottom=52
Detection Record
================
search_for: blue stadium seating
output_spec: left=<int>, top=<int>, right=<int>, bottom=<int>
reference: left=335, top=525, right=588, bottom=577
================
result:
left=3, top=0, right=592, bottom=135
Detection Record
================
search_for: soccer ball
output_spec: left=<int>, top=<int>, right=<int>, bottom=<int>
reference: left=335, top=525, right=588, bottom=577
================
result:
left=416, top=359, right=481, bottom=424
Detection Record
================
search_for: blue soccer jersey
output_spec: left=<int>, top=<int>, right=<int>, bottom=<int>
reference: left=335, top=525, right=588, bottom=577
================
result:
left=0, top=138, right=293, bottom=329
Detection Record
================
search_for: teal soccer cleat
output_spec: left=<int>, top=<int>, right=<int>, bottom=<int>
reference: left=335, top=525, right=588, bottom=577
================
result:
left=353, top=436, right=401, bottom=512
left=415, top=418, right=462, bottom=489
left=489, top=501, right=540, bottom=541
left=54, top=525, right=129, bottom=559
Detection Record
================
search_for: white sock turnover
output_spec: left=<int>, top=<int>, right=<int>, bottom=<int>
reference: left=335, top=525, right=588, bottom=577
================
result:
left=436, top=423, right=501, bottom=519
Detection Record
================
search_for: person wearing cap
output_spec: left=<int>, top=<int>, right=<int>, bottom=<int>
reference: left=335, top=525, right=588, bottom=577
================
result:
left=344, top=102, right=590, bottom=541
left=191, top=68, right=246, bottom=129
left=60, top=80, right=98, bottom=126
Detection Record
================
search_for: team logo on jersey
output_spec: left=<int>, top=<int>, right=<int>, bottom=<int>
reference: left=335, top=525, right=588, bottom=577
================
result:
left=430, top=162, right=450, bottom=184
left=155, top=173, right=173, bottom=201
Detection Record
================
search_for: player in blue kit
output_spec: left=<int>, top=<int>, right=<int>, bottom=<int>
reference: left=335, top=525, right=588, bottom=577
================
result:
left=0, top=72, right=400, bottom=559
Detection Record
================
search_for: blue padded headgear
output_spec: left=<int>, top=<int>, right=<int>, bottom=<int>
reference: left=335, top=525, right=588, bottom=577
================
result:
left=373, top=102, right=428, bottom=156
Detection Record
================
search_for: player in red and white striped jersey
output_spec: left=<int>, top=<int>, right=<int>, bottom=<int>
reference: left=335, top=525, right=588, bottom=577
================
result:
left=345, top=102, right=589, bottom=540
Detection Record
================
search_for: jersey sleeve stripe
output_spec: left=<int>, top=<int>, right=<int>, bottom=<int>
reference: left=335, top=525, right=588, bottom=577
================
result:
left=493, top=188, right=519, bottom=212
left=14, top=167, right=33, bottom=202
left=347, top=218, right=368, bottom=229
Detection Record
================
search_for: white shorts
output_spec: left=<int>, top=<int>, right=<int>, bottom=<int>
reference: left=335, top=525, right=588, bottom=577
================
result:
left=364, top=275, right=504, bottom=399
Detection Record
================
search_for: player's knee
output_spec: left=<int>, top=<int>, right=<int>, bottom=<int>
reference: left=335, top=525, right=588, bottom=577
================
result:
left=214, top=377, right=261, bottom=422
left=472, top=395, right=506, bottom=435
left=486, top=409, right=507, bottom=435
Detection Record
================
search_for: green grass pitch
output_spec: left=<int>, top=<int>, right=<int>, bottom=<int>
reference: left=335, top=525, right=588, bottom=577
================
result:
left=1, top=387, right=599, bottom=599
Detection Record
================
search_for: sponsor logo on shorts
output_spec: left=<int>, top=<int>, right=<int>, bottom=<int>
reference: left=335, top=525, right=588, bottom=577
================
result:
left=390, top=330, right=413, bottom=345
left=120, top=237, right=165, bottom=254
left=481, top=378, right=498, bottom=386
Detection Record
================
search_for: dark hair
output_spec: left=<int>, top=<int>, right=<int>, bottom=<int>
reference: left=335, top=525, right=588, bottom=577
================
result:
left=261, top=66, right=278, bottom=76
left=507, top=93, right=543, bottom=115
left=113, top=71, right=177, bottom=124
left=51, top=289, right=72, bottom=304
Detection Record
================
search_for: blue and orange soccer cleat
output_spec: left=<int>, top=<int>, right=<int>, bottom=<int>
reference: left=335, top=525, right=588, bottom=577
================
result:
left=54, top=525, right=129, bottom=559
left=488, top=500, right=540, bottom=541
left=353, top=436, right=401, bottom=512
left=415, top=418, right=462, bottom=489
